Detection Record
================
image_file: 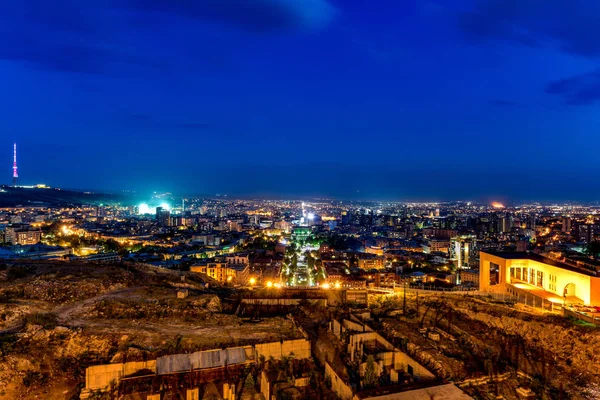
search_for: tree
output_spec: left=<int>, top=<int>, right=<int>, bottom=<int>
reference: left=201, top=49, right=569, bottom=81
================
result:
left=363, top=355, right=378, bottom=389
left=244, top=373, right=255, bottom=389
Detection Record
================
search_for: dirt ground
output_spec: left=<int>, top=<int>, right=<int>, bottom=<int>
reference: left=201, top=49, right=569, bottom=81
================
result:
left=369, top=292, right=600, bottom=400
left=0, top=261, right=302, bottom=400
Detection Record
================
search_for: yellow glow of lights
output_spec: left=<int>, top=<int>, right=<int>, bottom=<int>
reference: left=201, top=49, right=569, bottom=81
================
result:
left=322, top=283, right=330, bottom=289
left=266, top=281, right=273, bottom=288
left=249, top=278, right=256, bottom=285
left=513, top=283, right=531, bottom=290
left=274, top=283, right=282, bottom=288
left=492, top=202, right=505, bottom=209
left=227, top=276, right=233, bottom=282
left=334, top=282, right=341, bottom=289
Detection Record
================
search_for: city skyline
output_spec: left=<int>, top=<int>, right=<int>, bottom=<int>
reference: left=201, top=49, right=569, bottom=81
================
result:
left=3, top=3, right=600, bottom=398
left=4, top=142, right=597, bottom=204
left=2, top=1, right=600, bottom=200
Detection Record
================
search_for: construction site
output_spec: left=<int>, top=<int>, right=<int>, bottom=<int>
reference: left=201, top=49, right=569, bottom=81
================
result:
left=1, top=260, right=600, bottom=399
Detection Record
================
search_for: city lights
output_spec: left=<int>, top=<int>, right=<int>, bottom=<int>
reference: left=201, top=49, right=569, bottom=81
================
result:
left=138, top=203, right=152, bottom=214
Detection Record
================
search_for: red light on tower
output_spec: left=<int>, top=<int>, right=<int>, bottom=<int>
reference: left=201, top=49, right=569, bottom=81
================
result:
left=12, top=143, right=18, bottom=187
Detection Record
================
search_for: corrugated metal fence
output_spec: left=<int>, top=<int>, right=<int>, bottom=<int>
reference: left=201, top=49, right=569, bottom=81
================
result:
left=156, top=347, right=248, bottom=375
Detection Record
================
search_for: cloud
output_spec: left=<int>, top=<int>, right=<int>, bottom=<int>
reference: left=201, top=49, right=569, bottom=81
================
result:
left=546, top=71, right=600, bottom=105
left=131, top=0, right=336, bottom=32
left=458, top=0, right=600, bottom=58
left=0, top=0, right=335, bottom=75
left=0, top=1, right=164, bottom=75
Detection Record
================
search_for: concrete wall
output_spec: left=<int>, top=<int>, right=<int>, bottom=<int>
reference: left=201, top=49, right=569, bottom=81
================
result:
left=255, top=338, right=311, bottom=360
left=343, top=319, right=368, bottom=333
left=325, top=362, right=354, bottom=400
left=85, top=360, right=156, bottom=391
left=187, top=388, right=199, bottom=400
left=394, top=351, right=435, bottom=380
left=331, top=320, right=342, bottom=337
left=261, top=371, right=271, bottom=400
left=84, top=339, right=310, bottom=394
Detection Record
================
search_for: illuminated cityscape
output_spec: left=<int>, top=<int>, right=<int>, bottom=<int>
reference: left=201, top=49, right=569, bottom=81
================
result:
left=2, top=1, right=600, bottom=400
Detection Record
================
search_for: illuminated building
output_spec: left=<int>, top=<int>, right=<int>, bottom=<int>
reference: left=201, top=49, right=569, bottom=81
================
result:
left=450, top=235, right=477, bottom=269
left=480, top=251, right=600, bottom=306
left=460, top=269, right=479, bottom=286
left=561, top=216, right=572, bottom=233
left=191, top=262, right=249, bottom=285
left=423, top=238, right=450, bottom=254
left=578, top=224, right=600, bottom=244
left=356, top=253, right=385, bottom=270
left=4, top=225, right=42, bottom=245
left=497, top=214, right=512, bottom=233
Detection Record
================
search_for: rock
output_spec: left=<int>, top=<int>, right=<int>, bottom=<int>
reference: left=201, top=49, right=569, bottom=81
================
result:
left=205, top=296, right=222, bottom=313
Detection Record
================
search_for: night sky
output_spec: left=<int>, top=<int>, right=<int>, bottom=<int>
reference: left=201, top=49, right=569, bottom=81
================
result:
left=1, top=1, right=599, bottom=201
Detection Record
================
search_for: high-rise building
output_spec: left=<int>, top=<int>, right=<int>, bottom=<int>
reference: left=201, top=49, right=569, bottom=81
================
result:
left=562, top=217, right=572, bottom=233
left=156, top=207, right=171, bottom=227
left=497, top=215, right=513, bottom=233
left=450, top=235, right=478, bottom=269
left=578, top=224, right=599, bottom=244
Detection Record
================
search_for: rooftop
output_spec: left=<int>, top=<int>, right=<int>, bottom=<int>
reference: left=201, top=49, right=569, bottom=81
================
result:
left=482, top=251, right=598, bottom=277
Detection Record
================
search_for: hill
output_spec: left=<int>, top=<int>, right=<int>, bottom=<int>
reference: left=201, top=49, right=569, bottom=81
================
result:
left=0, top=186, right=125, bottom=207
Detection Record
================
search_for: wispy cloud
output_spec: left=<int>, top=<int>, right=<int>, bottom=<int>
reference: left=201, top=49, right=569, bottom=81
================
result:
left=546, top=70, right=600, bottom=105
left=0, top=0, right=336, bottom=75
left=458, top=0, right=600, bottom=59
left=129, top=0, right=336, bottom=32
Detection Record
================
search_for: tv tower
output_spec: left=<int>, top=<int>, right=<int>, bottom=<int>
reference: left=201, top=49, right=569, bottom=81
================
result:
left=12, top=143, right=18, bottom=187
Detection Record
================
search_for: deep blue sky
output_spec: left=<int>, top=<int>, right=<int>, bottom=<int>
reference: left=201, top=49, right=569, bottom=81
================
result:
left=1, top=0, right=599, bottom=201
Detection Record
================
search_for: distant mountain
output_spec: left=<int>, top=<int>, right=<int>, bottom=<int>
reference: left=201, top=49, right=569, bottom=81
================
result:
left=0, top=186, right=126, bottom=207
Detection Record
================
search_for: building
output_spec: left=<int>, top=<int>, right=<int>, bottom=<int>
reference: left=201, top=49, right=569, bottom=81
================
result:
left=450, top=235, right=477, bottom=269
left=561, top=217, right=572, bottom=233
left=79, top=252, right=121, bottom=263
left=460, top=269, right=479, bottom=286
left=191, top=262, right=249, bottom=285
left=423, top=238, right=450, bottom=254
left=578, top=224, right=600, bottom=244
left=480, top=251, right=600, bottom=306
left=4, top=225, right=42, bottom=245
left=156, top=207, right=171, bottom=227
left=225, top=253, right=249, bottom=267
left=497, top=215, right=513, bottom=233
left=356, top=253, right=385, bottom=270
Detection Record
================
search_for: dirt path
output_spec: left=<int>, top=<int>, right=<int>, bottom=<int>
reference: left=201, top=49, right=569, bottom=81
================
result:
left=54, top=286, right=141, bottom=326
